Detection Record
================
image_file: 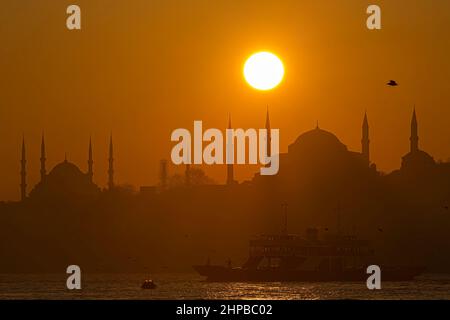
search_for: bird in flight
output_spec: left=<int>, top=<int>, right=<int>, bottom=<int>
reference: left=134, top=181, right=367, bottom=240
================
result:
left=387, top=80, right=398, bottom=86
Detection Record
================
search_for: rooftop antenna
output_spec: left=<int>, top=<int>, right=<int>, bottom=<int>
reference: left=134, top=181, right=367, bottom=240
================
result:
left=281, top=202, right=288, bottom=235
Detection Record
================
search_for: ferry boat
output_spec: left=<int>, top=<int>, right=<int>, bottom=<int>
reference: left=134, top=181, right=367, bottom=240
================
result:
left=193, top=228, right=424, bottom=282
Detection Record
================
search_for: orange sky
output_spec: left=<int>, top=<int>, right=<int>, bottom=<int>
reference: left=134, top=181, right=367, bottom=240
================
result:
left=1, top=0, right=450, bottom=200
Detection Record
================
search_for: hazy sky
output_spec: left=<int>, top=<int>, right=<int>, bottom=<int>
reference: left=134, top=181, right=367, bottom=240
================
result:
left=1, top=0, right=449, bottom=200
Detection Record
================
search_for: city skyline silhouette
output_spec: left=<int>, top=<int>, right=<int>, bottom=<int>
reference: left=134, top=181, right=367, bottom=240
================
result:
left=1, top=1, right=450, bottom=201
left=2, top=107, right=450, bottom=275
left=2, top=0, right=450, bottom=300
left=4, top=107, right=447, bottom=202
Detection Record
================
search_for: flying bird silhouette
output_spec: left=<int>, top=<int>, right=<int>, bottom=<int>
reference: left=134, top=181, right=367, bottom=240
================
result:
left=387, top=80, right=398, bottom=86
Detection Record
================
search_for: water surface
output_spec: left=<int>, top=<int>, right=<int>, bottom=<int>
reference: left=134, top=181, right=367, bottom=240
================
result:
left=1, top=273, right=449, bottom=300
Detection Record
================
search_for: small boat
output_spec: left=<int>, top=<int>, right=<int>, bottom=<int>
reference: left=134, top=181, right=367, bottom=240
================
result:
left=141, top=279, right=157, bottom=289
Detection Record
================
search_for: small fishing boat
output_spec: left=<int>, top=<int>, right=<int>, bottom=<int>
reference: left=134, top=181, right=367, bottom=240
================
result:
left=141, top=279, right=157, bottom=289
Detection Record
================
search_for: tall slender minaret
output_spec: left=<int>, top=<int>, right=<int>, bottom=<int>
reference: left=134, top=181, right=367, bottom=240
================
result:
left=410, top=108, right=419, bottom=153
left=40, top=133, right=46, bottom=182
left=20, top=136, right=27, bottom=201
left=87, top=136, right=93, bottom=183
left=108, top=134, right=114, bottom=190
left=226, top=114, right=234, bottom=185
left=265, top=107, right=271, bottom=162
left=361, top=111, right=370, bottom=165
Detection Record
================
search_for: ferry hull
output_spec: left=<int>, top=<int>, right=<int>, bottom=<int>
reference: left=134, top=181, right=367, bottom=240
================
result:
left=193, top=265, right=425, bottom=282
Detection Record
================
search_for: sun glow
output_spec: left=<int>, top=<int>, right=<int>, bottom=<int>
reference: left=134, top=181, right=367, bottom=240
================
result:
left=244, top=52, right=284, bottom=91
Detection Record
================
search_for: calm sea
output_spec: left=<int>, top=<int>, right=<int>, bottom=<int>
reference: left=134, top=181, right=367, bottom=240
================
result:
left=1, top=273, right=450, bottom=300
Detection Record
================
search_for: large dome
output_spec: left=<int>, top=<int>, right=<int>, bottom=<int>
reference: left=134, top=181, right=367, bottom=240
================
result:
left=47, top=160, right=84, bottom=179
left=401, top=150, right=435, bottom=171
left=288, top=127, right=347, bottom=154
left=29, top=160, right=100, bottom=199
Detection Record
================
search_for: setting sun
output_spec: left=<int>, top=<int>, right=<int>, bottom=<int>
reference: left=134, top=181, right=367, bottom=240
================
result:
left=244, top=52, right=284, bottom=91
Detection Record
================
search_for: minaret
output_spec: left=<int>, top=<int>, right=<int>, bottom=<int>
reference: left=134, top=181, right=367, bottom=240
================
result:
left=40, top=133, right=46, bottom=182
left=88, top=137, right=93, bottom=183
left=265, top=107, right=271, bottom=162
left=361, top=111, right=370, bottom=165
left=226, top=115, right=234, bottom=185
left=108, top=134, right=114, bottom=190
left=20, top=136, right=27, bottom=201
left=410, top=108, right=419, bottom=153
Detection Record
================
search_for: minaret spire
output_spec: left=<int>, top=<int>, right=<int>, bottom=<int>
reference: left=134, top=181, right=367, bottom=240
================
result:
left=266, top=107, right=271, bottom=149
left=88, top=136, right=93, bottom=183
left=265, top=107, right=272, bottom=166
left=226, top=114, right=235, bottom=185
left=361, top=111, right=370, bottom=165
left=20, top=136, right=27, bottom=201
left=410, top=107, right=419, bottom=153
left=108, top=134, right=114, bottom=190
left=40, top=132, right=46, bottom=182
